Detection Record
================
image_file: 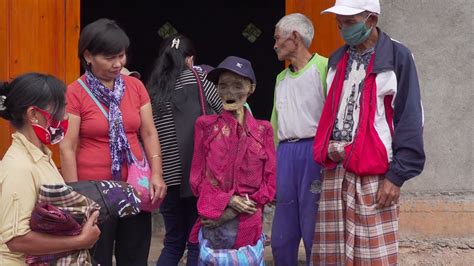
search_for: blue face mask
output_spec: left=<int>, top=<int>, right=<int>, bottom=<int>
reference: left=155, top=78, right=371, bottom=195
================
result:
left=340, top=14, right=373, bottom=46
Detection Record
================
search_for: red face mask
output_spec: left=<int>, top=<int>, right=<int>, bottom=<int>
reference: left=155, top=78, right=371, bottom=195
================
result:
left=31, top=107, right=69, bottom=145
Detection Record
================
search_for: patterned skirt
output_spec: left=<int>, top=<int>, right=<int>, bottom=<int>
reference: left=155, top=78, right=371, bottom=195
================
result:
left=312, top=165, right=399, bottom=266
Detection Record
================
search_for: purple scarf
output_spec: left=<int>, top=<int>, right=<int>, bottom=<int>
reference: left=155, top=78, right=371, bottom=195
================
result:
left=85, top=71, right=130, bottom=180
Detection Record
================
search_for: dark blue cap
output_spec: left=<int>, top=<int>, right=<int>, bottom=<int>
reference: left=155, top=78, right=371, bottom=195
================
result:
left=207, top=56, right=256, bottom=84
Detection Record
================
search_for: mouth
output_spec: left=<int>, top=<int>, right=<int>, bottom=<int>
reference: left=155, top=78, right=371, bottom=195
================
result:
left=222, top=99, right=239, bottom=111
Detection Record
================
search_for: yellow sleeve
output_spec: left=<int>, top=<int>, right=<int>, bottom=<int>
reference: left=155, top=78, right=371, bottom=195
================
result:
left=0, top=165, right=37, bottom=244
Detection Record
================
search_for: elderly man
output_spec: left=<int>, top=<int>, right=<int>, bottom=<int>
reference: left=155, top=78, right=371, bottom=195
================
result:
left=270, top=13, right=328, bottom=265
left=312, top=0, right=425, bottom=264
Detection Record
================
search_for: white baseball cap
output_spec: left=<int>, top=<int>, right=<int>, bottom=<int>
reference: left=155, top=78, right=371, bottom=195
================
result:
left=322, top=0, right=380, bottom=15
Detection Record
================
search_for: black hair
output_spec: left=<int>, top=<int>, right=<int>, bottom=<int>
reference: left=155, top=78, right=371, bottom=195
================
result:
left=146, top=34, right=196, bottom=104
left=78, top=18, right=130, bottom=69
left=0, top=73, right=66, bottom=129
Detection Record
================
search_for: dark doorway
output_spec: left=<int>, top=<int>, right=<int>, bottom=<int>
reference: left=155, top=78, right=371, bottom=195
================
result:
left=81, top=1, right=285, bottom=120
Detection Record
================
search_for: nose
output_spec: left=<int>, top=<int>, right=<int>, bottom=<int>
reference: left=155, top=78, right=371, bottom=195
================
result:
left=113, top=59, right=122, bottom=68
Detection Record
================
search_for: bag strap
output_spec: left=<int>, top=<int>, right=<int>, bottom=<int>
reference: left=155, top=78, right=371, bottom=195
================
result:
left=77, top=78, right=108, bottom=119
left=190, top=68, right=206, bottom=115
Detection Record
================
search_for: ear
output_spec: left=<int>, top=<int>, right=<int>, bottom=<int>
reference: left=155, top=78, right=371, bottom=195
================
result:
left=83, top=50, right=93, bottom=64
left=367, top=14, right=378, bottom=27
left=25, top=106, right=38, bottom=124
left=291, top=31, right=299, bottom=41
left=248, top=84, right=256, bottom=95
left=371, top=15, right=378, bottom=27
left=292, top=31, right=303, bottom=47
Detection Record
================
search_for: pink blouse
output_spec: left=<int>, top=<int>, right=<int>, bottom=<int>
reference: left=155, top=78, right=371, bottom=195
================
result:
left=189, top=110, right=276, bottom=248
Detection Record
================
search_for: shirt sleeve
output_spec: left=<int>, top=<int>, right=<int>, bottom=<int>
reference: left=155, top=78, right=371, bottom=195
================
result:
left=249, top=122, right=277, bottom=206
left=270, top=78, right=279, bottom=147
left=0, top=166, right=37, bottom=244
left=135, top=79, right=151, bottom=107
left=201, top=72, right=223, bottom=114
left=386, top=46, right=425, bottom=187
left=66, top=82, right=82, bottom=116
left=190, top=117, right=234, bottom=220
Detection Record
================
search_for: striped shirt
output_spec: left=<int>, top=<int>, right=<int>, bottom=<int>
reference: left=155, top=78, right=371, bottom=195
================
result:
left=152, top=69, right=222, bottom=187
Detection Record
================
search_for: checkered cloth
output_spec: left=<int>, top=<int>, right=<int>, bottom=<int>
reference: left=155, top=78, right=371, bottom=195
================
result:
left=25, top=184, right=100, bottom=265
left=312, top=165, right=399, bottom=265
left=198, top=230, right=265, bottom=266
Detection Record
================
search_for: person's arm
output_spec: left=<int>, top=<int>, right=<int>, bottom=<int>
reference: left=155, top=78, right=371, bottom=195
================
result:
left=7, top=211, right=100, bottom=255
left=201, top=72, right=223, bottom=114
left=139, top=102, right=166, bottom=202
left=59, top=114, right=80, bottom=182
left=201, top=207, right=238, bottom=229
left=248, top=123, right=277, bottom=207
left=385, top=49, right=425, bottom=186
left=377, top=47, right=425, bottom=208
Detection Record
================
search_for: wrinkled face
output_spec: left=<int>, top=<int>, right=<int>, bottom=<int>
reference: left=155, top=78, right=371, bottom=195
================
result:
left=217, top=72, right=255, bottom=111
left=273, top=27, right=296, bottom=61
left=85, top=50, right=126, bottom=82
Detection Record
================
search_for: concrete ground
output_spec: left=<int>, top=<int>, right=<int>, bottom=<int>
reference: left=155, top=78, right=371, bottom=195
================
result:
left=147, top=210, right=474, bottom=265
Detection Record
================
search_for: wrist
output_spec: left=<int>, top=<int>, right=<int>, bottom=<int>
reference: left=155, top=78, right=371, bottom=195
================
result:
left=151, top=173, right=163, bottom=181
left=75, top=234, right=88, bottom=249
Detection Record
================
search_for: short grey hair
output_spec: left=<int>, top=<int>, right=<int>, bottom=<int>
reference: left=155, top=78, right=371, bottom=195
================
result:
left=276, top=13, right=314, bottom=48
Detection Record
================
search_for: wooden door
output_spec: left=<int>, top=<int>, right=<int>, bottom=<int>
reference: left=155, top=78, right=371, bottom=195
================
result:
left=0, top=0, right=80, bottom=164
left=286, top=0, right=344, bottom=57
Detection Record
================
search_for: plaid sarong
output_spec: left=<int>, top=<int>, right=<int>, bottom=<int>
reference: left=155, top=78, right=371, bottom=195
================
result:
left=312, top=165, right=399, bottom=265
left=26, top=184, right=100, bottom=265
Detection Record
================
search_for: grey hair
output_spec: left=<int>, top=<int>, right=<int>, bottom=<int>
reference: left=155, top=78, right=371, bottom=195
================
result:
left=276, top=13, right=314, bottom=48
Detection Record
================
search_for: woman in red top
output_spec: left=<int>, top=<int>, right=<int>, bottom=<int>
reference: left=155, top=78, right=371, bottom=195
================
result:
left=59, top=18, right=166, bottom=266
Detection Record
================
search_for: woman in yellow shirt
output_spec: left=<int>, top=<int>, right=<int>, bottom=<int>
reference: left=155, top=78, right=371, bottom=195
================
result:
left=0, top=73, right=100, bottom=265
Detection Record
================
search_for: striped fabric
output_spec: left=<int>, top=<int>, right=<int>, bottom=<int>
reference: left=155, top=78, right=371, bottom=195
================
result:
left=38, top=184, right=100, bottom=223
left=198, top=230, right=265, bottom=266
left=312, top=165, right=399, bottom=266
left=26, top=204, right=82, bottom=266
left=26, top=184, right=100, bottom=265
left=152, top=69, right=222, bottom=187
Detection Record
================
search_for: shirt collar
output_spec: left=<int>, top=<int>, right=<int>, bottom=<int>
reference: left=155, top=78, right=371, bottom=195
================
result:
left=221, top=109, right=265, bottom=144
left=12, top=131, right=52, bottom=163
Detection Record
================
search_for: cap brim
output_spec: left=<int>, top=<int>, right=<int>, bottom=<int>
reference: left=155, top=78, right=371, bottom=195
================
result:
left=206, top=68, right=226, bottom=84
left=207, top=67, right=255, bottom=84
left=321, top=6, right=365, bottom=15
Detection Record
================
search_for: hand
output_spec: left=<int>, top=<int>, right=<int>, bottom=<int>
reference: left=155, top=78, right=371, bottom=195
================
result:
left=79, top=211, right=101, bottom=249
left=150, top=174, right=167, bottom=203
left=202, top=208, right=238, bottom=229
left=376, top=178, right=401, bottom=209
left=228, top=195, right=257, bottom=214
left=201, top=218, right=221, bottom=229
